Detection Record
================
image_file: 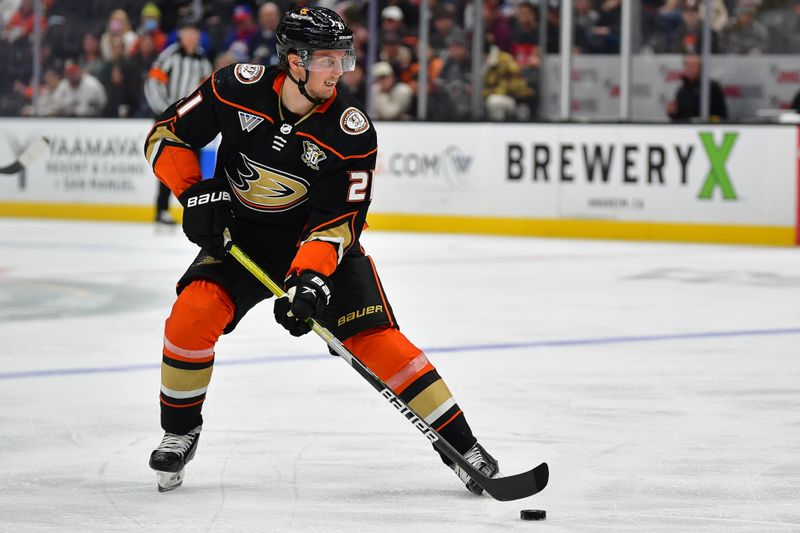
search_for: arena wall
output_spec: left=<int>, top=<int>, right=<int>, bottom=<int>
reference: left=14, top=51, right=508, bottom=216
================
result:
left=0, top=118, right=797, bottom=245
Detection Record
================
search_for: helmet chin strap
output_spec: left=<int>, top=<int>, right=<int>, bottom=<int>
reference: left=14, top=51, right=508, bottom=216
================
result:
left=285, top=68, right=326, bottom=106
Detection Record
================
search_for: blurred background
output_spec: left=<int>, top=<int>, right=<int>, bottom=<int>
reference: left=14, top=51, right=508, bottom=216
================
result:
left=0, top=0, right=798, bottom=246
left=1, top=0, right=799, bottom=122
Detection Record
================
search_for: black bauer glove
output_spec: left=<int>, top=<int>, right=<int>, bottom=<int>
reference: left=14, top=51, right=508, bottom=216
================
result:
left=274, top=270, right=332, bottom=337
left=177, top=179, right=234, bottom=259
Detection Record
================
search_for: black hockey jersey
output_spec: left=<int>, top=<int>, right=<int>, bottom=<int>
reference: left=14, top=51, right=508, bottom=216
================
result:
left=144, top=64, right=377, bottom=278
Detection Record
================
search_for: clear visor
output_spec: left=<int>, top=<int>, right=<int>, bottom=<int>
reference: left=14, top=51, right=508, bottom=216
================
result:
left=300, top=49, right=356, bottom=73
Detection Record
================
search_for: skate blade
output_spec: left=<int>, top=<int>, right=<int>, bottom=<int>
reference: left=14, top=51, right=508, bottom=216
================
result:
left=155, top=468, right=185, bottom=492
left=154, top=224, right=178, bottom=234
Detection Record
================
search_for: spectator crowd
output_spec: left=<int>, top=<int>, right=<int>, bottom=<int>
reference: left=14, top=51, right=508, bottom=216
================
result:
left=1, top=0, right=799, bottom=121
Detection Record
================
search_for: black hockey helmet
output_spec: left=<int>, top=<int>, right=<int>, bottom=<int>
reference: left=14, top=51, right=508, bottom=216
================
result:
left=276, top=7, right=355, bottom=104
left=276, top=7, right=355, bottom=71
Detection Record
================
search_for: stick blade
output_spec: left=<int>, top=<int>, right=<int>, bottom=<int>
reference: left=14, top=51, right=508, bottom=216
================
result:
left=18, top=137, right=49, bottom=167
left=480, top=462, right=549, bottom=502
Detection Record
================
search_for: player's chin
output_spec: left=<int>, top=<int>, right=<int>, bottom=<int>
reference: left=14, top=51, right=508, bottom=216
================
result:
left=314, top=89, right=334, bottom=100
left=320, top=80, right=338, bottom=96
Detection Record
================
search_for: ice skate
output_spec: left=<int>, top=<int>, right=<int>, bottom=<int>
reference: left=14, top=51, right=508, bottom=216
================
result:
left=154, top=210, right=178, bottom=233
left=148, top=425, right=201, bottom=492
left=450, top=442, right=500, bottom=496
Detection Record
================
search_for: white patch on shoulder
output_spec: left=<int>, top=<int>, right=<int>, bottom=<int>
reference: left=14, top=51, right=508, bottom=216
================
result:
left=340, top=107, right=370, bottom=136
left=234, top=64, right=265, bottom=84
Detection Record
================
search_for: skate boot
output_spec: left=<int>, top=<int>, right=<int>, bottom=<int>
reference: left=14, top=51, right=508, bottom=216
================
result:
left=155, top=210, right=177, bottom=225
left=148, top=425, right=201, bottom=492
left=450, top=442, right=500, bottom=496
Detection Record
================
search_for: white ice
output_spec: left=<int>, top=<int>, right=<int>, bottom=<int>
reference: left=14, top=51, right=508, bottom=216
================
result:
left=0, top=218, right=799, bottom=532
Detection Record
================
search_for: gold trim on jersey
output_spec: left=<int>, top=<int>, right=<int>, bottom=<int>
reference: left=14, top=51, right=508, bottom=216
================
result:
left=303, top=219, right=354, bottom=262
left=302, top=210, right=360, bottom=262
left=145, top=125, right=191, bottom=168
left=227, top=153, right=309, bottom=212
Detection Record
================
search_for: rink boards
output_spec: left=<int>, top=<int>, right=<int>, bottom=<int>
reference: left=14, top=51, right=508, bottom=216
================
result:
left=0, top=118, right=797, bottom=245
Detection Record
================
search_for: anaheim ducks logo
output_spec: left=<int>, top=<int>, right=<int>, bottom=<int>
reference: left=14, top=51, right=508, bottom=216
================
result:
left=234, top=64, right=265, bottom=84
left=340, top=107, right=369, bottom=135
left=226, top=153, right=309, bottom=212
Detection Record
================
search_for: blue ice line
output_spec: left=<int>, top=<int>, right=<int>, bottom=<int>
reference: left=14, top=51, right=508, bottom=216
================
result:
left=1, top=327, right=798, bottom=381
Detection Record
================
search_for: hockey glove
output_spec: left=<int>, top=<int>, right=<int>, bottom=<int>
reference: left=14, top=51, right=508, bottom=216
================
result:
left=274, top=270, right=332, bottom=337
left=177, top=179, right=233, bottom=259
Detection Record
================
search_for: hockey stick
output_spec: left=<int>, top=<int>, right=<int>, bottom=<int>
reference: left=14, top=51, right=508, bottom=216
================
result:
left=0, top=136, right=49, bottom=190
left=224, top=233, right=548, bottom=501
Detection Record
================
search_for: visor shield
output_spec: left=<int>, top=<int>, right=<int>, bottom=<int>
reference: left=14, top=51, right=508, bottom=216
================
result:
left=302, top=49, right=356, bottom=72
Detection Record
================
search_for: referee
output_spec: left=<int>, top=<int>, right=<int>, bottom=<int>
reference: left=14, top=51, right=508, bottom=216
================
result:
left=145, top=16, right=212, bottom=225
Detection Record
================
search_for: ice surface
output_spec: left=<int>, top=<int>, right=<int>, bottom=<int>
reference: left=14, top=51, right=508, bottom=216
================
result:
left=0, top=219, right=798, bottom=532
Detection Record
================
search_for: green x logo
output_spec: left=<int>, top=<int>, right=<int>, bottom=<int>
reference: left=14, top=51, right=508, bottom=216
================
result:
left=698, top=132, right=737, bottom=200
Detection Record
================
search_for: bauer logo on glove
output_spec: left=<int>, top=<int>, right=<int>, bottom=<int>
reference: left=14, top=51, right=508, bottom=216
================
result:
left=292, top=274, right=331, bottom=304
left=177, top=179, right=234, bottom=259
left=185, top=191, right=231, bottom=207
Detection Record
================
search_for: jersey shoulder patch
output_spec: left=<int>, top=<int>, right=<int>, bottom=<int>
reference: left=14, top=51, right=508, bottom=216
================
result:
left=340, top=107, right=370, bottom=136
left=234, top=64, right=266, bottom=84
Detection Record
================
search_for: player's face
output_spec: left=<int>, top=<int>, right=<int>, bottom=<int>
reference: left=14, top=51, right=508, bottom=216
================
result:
left=304, top=50, right=351, bottom=100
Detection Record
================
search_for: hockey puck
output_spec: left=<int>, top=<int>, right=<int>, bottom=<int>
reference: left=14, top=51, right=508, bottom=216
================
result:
left=520, top=509, right=546, bottom=521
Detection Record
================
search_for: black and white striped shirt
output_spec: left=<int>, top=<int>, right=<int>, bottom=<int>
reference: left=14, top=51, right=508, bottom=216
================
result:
left=145, top=43, right=212, bottom=116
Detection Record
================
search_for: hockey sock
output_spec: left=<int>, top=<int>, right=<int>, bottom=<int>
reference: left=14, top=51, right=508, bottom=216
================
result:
left=344, top=327, right=477, bottom=456
left=160, top=280, right=234, bottom=434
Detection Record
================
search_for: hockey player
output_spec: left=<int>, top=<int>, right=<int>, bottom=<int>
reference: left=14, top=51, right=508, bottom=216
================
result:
left=144, top=6, right=499, bottom=494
